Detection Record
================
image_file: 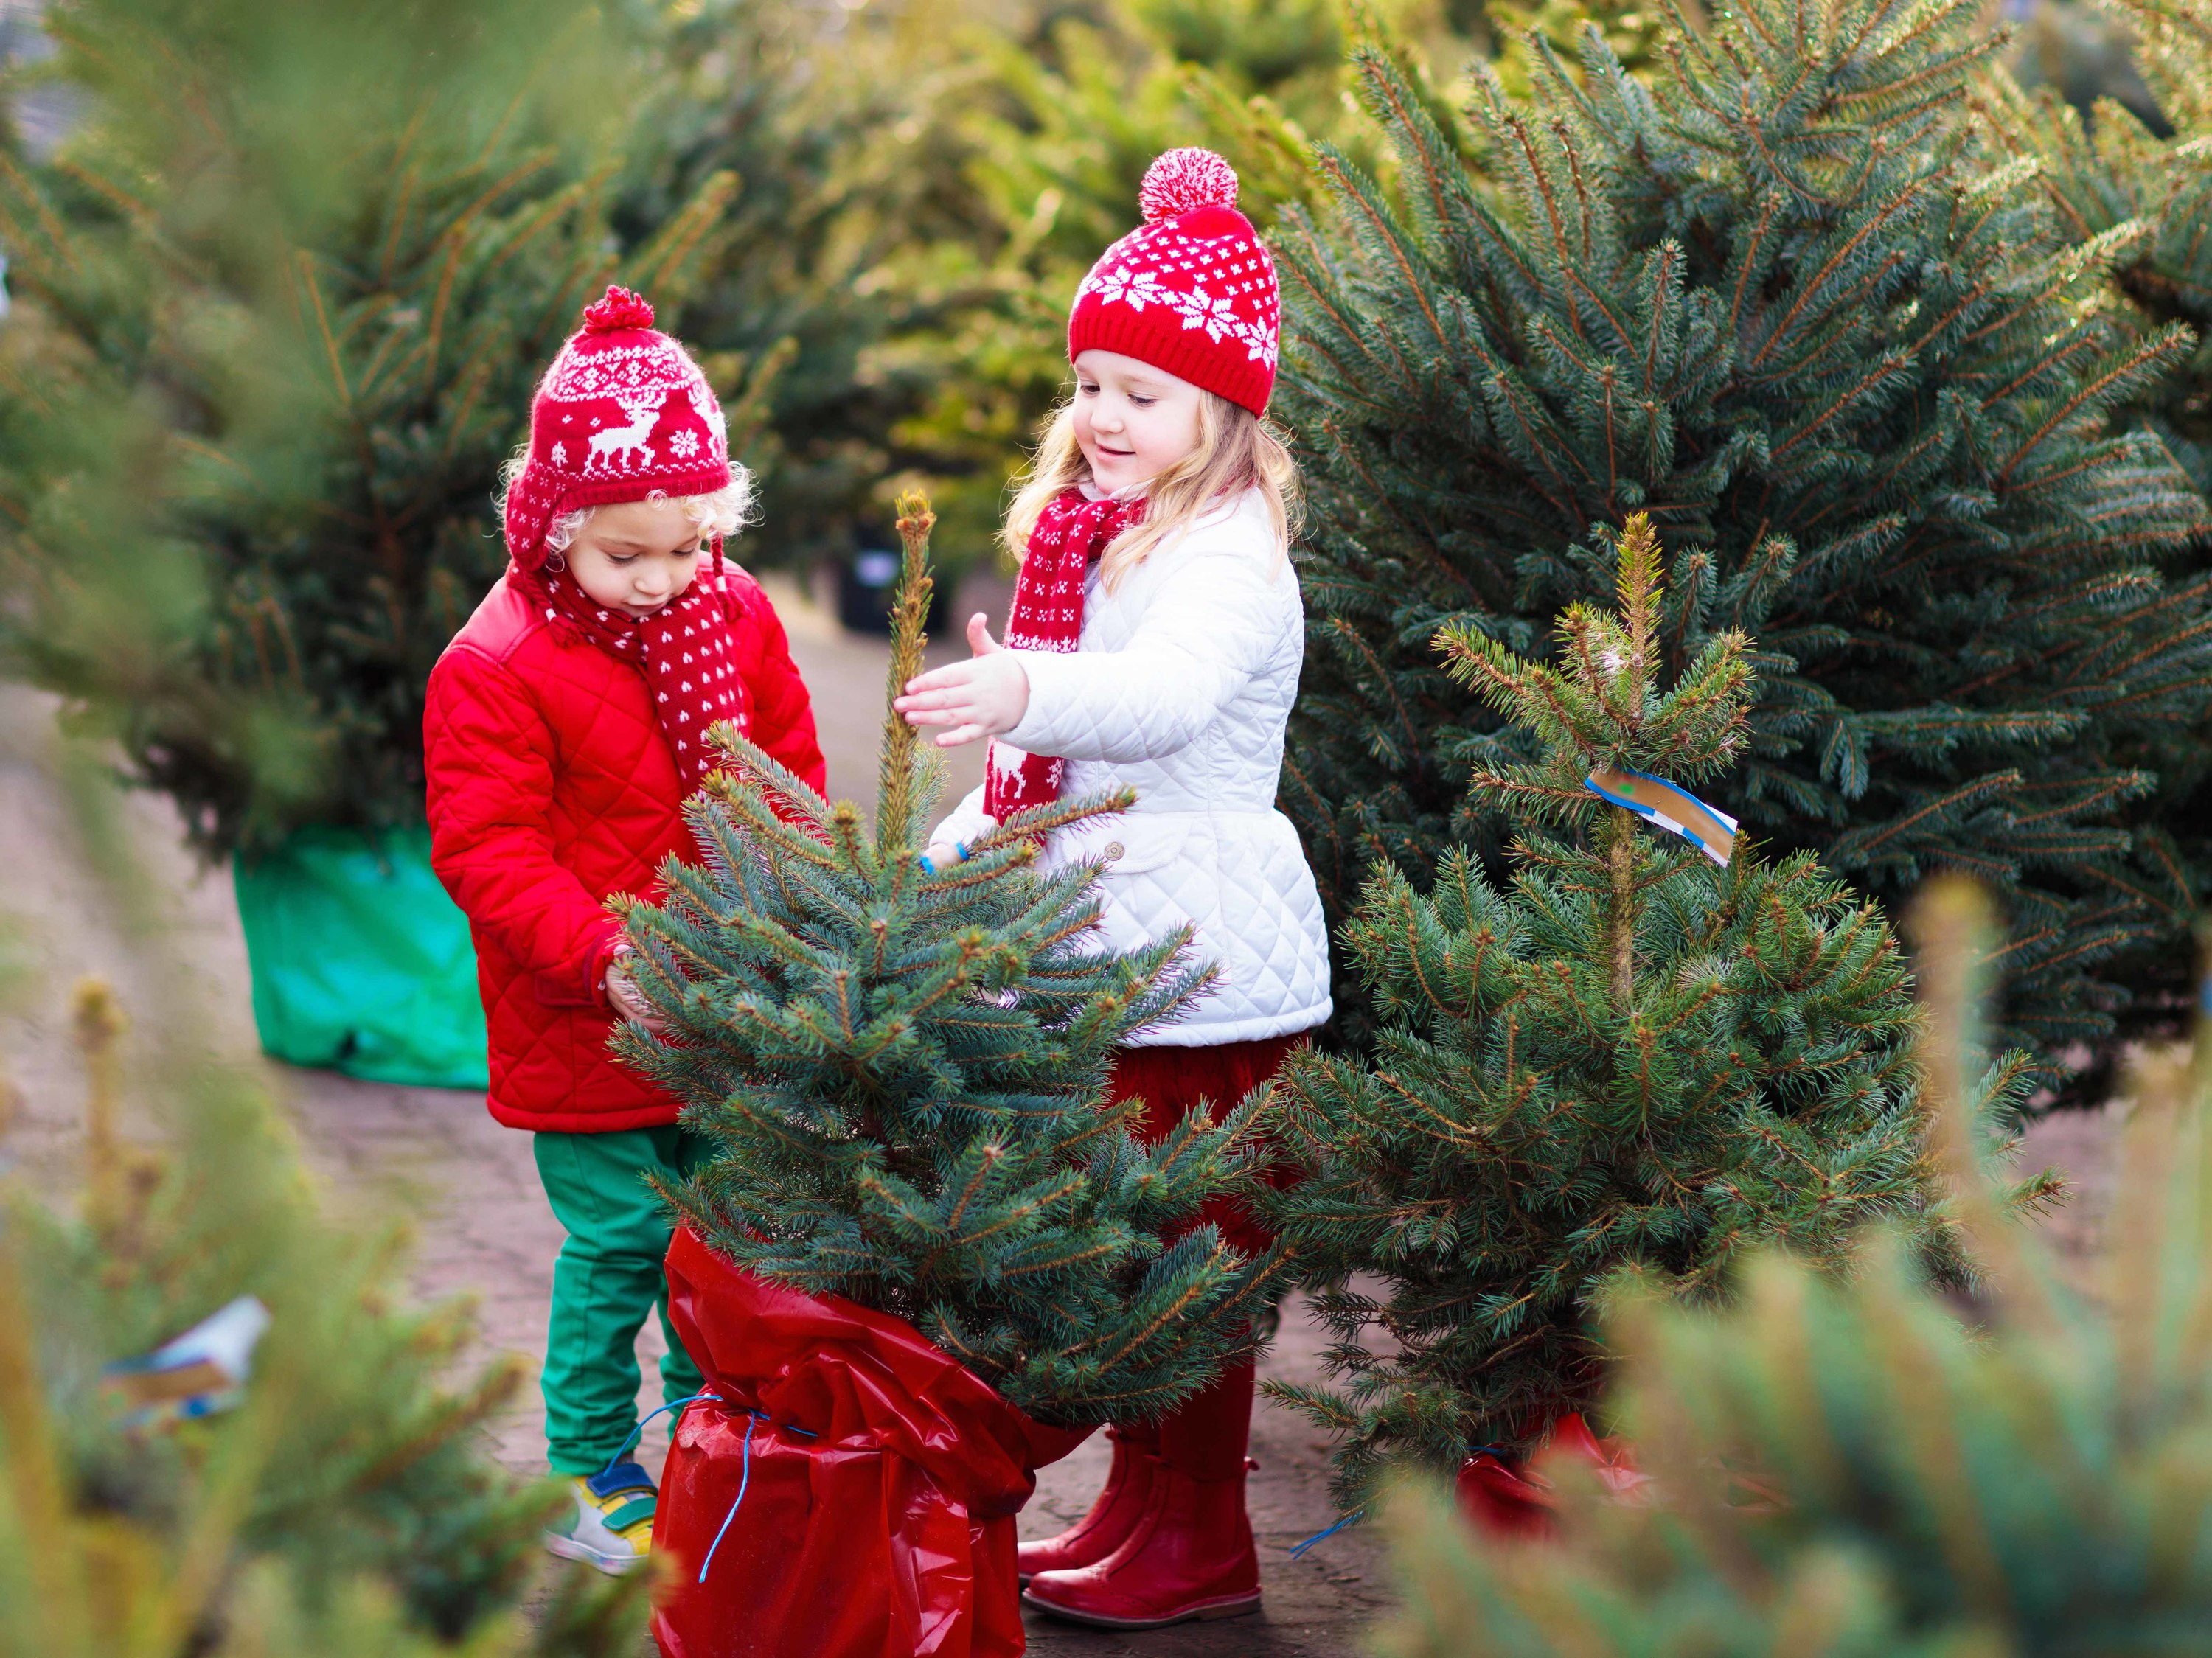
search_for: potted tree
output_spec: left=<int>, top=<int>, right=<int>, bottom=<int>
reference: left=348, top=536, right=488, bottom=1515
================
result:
left=1261, top=518, right=2039, bottom=1516
left=615, top=494, right=1283, bottom=1658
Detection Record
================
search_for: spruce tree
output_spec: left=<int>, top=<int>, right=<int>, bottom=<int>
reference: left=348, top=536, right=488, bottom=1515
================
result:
left=614, top=494, right=1280, bottom=1424
left=1379, top=889, right=2212, bottom=1658
left=0, top=0, right=749, bottom=857
left=1258, top=518, right=2026, bottom=1508
left=1980, top=0, right=2212, bottom=1053
left=1485, top=0, right=1669, bottom=100
left=3, top=901, right=641, bottom=1650
left=1274, top=0, right=2212, bottom=1063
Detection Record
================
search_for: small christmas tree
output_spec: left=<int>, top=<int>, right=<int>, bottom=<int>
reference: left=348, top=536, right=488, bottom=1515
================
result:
left=1273, top=0, right=2212, bottom=1063
left=615, top=492, right=1280, bottom=1424
left=1259, top=518, right=2031, bottom=1508
left=1380, top=888, right=2212, bottom=1658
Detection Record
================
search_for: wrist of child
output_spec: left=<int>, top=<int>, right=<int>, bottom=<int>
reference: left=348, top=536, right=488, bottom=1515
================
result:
left=993, top=654, right=1029, bottom=736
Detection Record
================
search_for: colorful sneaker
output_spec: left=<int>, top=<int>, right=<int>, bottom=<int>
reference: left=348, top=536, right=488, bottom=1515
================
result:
left=544, top=1460, right=658, bottom=1575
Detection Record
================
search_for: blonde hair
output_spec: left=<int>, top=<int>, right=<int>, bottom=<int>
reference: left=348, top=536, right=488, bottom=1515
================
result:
left=496, top=450, right=757, bottom=556
left=1001, top=391, right=1301, bottom=592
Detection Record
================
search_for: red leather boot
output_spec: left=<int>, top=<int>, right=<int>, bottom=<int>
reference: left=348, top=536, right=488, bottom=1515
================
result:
left=1022, top=1361, right=1262, bottom=1629
left=1018, top=1422, right=1161, bottom=1582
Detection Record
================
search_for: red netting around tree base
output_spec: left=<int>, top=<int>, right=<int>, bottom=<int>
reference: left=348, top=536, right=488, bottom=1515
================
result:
left=651, top=1227, right=1093, bottom=1658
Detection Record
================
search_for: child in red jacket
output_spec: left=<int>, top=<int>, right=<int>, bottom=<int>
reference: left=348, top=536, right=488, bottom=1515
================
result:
left=423, top=286, right=825, bottom=1575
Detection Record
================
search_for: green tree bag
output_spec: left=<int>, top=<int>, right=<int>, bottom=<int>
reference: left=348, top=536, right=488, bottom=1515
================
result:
left=232, top=828, right=487, bottom=1090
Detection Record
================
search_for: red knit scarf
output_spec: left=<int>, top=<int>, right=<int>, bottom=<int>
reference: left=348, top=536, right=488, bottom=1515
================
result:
left=537, top=563, right=750, bottom=791
left=984, top=488, right=1145, bottom=821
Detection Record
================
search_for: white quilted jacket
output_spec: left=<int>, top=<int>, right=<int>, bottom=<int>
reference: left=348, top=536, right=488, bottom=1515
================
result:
left=933, top=487, right=1332, bottom=1046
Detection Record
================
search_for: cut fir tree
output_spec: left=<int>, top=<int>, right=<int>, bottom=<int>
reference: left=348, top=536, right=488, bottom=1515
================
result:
left=1259, top=518, right=2031, bottom=1510
left=614, top=491, right=1281, bottom=1426
left=1979, top=0, right=2212, bottom=1056
left=1273, top=0, right=2212, bottom=1065
left=0, top=0, right=748, bottom=857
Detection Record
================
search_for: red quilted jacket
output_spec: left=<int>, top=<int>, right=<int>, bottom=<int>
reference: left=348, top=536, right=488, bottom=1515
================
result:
left=424, top=565, right=825, bottom=1132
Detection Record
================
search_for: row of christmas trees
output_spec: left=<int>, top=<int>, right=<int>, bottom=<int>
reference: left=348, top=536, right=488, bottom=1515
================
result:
left=1279, top=0, right=2212, bottom=1077
left=617, top=490, right=2025, bottom=1527
left=3, top=0, right=2205, bottom=1079
left=613, top=0, right=2212, bottom=1561
left=1248, top=0, right=2212, bottom=1509
left=611, top=406, right=2208, bottom=1648
left=0, top=0, right=1454, bottom=860
left=7, top=0, right=2211, bottom=1604
left=9, top=479, right=2199, bottom=1646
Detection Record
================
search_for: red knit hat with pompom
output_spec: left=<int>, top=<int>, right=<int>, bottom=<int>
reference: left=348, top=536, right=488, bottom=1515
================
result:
left=501, top=285, right=733, bottom=568
left=1066, top=148, right=1279, bottom=415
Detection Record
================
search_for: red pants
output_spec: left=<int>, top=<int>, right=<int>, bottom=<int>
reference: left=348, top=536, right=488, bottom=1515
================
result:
left=1016, top=1034, right=1307, bottom=1620
left=1107, top=1032, right=1301, bottom=1259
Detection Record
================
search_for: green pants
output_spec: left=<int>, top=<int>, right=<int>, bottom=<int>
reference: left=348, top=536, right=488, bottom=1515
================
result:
left=532, top=1125, right=709, bottom=1477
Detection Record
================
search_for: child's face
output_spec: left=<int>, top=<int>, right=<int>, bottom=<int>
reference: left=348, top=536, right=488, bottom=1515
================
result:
left=1071, top=350, right=1205, bottom=495
left=565, top=498, right=705, bottom=618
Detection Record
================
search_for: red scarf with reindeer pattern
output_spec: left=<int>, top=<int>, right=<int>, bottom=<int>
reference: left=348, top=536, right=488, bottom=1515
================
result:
left=982, top=488, right=1146, bottom=821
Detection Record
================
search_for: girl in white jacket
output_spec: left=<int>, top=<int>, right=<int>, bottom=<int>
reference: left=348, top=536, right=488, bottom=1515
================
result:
left=894, top=148, right=1329, bottom=1632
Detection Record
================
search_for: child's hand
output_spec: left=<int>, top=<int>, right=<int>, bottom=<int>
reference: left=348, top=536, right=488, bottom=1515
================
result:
left=894, top=614, right=1029, bottom=748
left=605, top=961, right=667, bottom=1032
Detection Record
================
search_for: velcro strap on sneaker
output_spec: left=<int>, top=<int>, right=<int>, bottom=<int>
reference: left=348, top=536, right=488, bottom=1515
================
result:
left=601, top=1494, right=657, bottom=1535
left=586, top=1460, right=657, bottom=1501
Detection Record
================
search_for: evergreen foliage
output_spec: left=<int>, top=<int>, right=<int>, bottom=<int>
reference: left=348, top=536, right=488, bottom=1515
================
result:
left=883, top=0, right=1364, bottom=558
left=0, top=0, right=757, bottom=857
left=625, top=0, right=994, bottom=575
left=1379, top=885, right=2212, bottom=1658
left=0, top=811, right=640, bottom=1651
left=1981, top=0, right=2212, bottom=1049
left=1258, top=519, right=2023, bottom=1508
left=1274, top=0, right=2212, bottom=1063
left=614, top=493, right=1281, bottom=1424
left=1484, top=0, right=1669, bottom=99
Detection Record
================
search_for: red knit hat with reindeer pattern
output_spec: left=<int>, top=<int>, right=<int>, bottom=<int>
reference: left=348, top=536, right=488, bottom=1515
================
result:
left=1067, top=148, right=1279, bottom=415
left=501, top=285, right=732, bottom=568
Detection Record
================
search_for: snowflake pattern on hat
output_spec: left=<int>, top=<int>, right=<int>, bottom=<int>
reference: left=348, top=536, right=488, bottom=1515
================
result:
left=1067, top=148, right=1281, bottom=414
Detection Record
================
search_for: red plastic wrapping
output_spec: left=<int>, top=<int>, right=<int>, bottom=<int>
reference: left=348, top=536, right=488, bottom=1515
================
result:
left=652, top=1227, right=1093, bottom=1658
left=1454, top=1414, right=1644, bottom=1537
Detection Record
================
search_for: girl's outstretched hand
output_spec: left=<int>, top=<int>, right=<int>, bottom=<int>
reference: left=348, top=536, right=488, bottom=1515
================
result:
left=894, top=613, right=1030, bottom=748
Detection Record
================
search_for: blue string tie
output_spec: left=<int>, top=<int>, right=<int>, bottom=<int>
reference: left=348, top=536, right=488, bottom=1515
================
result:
left=1287, top=1508, right=1363, bottom=1559
left=597, top=1393, right=720, bottom=1480
left=695, top=1408, right=820, bottom=1583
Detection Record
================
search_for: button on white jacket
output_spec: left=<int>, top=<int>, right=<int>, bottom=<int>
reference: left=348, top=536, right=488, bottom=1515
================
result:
left=932, top=486, right=1332, bottom=1046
